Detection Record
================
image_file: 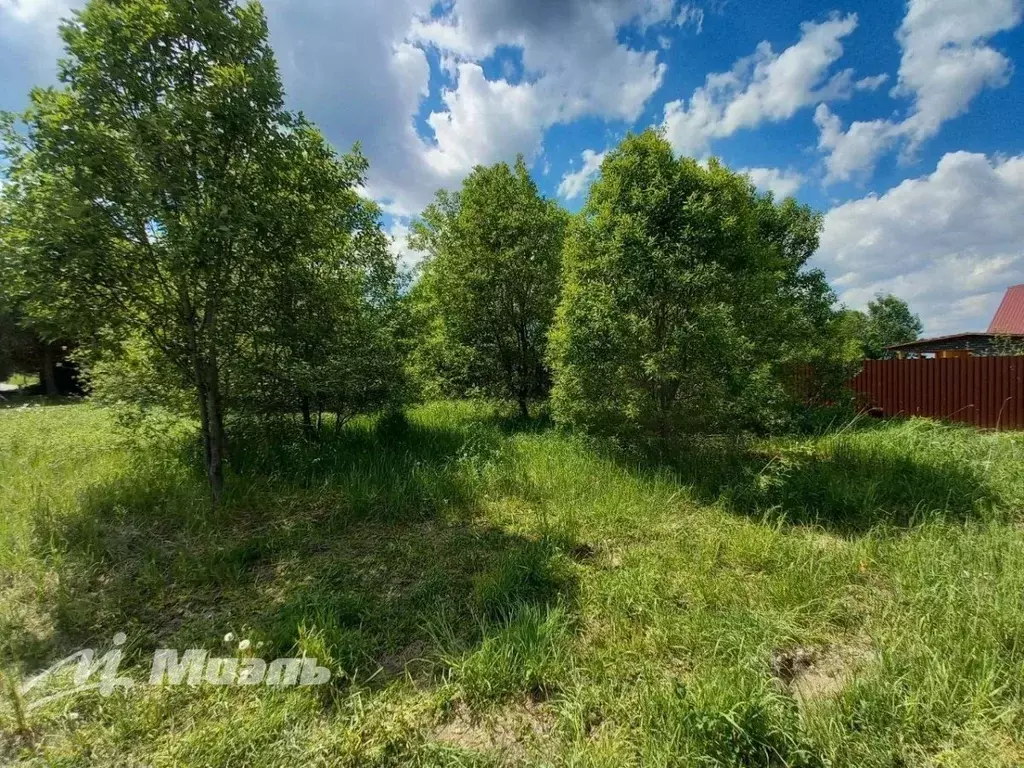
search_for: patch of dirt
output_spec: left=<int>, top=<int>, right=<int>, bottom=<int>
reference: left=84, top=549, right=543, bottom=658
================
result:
left=379, top=640, right=430, bottom=679
left=434, top=699, right=555, bottom=761
left=771, top=640, right=873, bottom=702
left=568, top=542, right=597, bottom=562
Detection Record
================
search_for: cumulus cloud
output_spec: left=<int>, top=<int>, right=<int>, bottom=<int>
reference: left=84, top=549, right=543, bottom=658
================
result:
left=389, top=0, right=673, bottom=213
left=3, top=0, right=673, bottom=218
left=815, top=151, right=1024, bottom=335
left=557, top=149, right=608, bottom=200
left=388, top=220, right=423, bottom=274
left=660, top=14, right=875, bottom=156
left=814, top=105, right=902, bottom=182
left=388, top=0, right=670, bottom=212
left=422, top=63, right=547, bottom=179
left=739, top=167, right=804, bottom=198
left=816, top=0, right=1022, bottom=182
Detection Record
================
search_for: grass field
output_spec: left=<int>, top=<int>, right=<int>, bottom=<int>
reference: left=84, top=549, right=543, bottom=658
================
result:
left=1, top=400, right=1024, bottom=766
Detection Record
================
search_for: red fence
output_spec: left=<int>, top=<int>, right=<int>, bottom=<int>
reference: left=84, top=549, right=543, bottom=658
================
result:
left=852, top=357, right=1024, bottom=430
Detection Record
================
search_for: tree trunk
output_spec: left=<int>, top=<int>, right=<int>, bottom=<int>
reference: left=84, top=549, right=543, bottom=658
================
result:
left=192, top=360, right=214, bottom=495
left=517, top=394, right=529, bottom=420
left=41, top=345, right=58, bottom=397
left=203, top=356, right=226, bottom=504
left=189, top=345, right=225, bottom=505
left=301, top=397, right=313, bottom=432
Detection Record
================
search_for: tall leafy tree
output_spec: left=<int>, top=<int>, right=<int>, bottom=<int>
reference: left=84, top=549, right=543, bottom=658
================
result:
left=549, top=130, right=839, bottom=440
left=863, top=294, right=923, bottom=358
left=833, top=308, right=871, bottom=362
left=410, top=159, right=567, bottom=417
left=832, top=296, right=923, bottom=360
left=229, top=145, right=409, bottom=431
left=0, top=0, right=390, bottom=499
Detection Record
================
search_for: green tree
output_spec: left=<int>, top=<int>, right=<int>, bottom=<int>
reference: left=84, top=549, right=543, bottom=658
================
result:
left=0, top=0, right=392, bottom=499
left=991, top=334, right=1024, bottom=356
left=410, top=159, right=567, bottom=417
left=229, top=147, right=409, bottom=432
left=863, top=294, right=923, bottom=359
left=833, top=308, right=870, bottom=362
left=548, top=130, right=839, bottom=440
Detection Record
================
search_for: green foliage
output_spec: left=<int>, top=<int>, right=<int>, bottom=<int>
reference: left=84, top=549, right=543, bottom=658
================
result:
left=0, top=0, right=404, bottom=496
left=991, top=333, right=1024, bottom=356
left=863, top=294, right=923, bottom=358
left=222, top=143, right=409, bottom=430
left=830, top=295, right=923, bottom=360
left=549, top=130, right=841, bottom=441
left=409, top=158, right=568, bottom=415
left=833, top=308, right=870, bottom=363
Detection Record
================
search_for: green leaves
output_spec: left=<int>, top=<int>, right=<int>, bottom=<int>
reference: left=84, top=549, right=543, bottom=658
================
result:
left=1, top=0, right=406, bottom=497
left=864, top=294, right=923, bottom=359
left=410, top=158, right=567, bottom=414
left=549, top=130, right=840, bottom=440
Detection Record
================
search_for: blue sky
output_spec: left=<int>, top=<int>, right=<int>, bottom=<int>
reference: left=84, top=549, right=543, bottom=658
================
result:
left=2, top=0, right=1023, bottom=334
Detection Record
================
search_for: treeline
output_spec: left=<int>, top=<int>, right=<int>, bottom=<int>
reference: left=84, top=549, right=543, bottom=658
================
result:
left=0, top=0, right=917, bottom=501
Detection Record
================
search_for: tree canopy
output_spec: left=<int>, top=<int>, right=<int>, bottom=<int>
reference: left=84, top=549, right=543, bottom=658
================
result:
left=834, top=294, right=923, bottom=360
left=0, top=0, right=403, bottom=499
left=0, top=1, right=917, bottom=479
left=409, top=158, right=567, bottom=417
left=548, top=130, right=841, bottom=440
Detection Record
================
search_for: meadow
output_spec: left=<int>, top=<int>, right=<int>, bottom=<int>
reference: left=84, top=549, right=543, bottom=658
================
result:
left=1, top=399, right=1024, bottom=766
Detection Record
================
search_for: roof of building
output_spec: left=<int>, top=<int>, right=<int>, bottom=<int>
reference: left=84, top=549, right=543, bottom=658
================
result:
left=988, top=284, right=1024, bottom=335
left=886, top=332, right=1006, bottom=352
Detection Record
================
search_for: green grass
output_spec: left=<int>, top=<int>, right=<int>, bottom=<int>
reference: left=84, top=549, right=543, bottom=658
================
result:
left=1, top=401, right=1024, bottom=766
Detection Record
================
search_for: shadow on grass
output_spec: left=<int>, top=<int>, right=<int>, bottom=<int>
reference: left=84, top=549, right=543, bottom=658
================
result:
left=0, top=393, right=84, bottom=410
left=15, top=414, right=578, bottom=695
left=627, top=427, right=1000, bottom=534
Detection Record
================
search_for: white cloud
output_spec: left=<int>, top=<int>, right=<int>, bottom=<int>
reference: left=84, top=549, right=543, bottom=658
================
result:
left=637, top=0, right=678, bottom=30
left=558, top=149, right=608, bottom=200
left=815, top=105, right=902, bottom=182
left=739, top=166, right=804, bottom=198
left=0, top=0, right=74, bottom=110
left=816, top=0, right=1022, bottom=182
left=661, top=14, right=865, bottom=156
left=388, top=220, right=422, bottom=274
left=896, top=0, right=1021, bottom=151
left=675, top=4, right=704, bottom=32
left=815, top=151, right=1024, bottom=335
left=0, top=0, right=69, bottom=23
left=395, top=0, right=668, bottom=212
left=422, top=64, right=546, bottom=179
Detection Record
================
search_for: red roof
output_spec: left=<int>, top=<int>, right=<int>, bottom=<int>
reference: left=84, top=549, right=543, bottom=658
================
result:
left=988, top=284, right=1024, bottom=335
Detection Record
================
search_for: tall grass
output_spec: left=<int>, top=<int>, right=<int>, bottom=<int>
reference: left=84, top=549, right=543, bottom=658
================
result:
left=1, top=401, right=1023, bottom=765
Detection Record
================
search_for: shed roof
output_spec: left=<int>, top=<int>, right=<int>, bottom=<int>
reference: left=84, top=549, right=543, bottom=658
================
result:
left=886, top=333, right=1003, bottom=353
left=989, top=284, right=1024, bottom=334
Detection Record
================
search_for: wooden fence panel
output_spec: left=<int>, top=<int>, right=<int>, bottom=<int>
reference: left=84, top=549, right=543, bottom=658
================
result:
left=851, top=356, right=1024, bottom=430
